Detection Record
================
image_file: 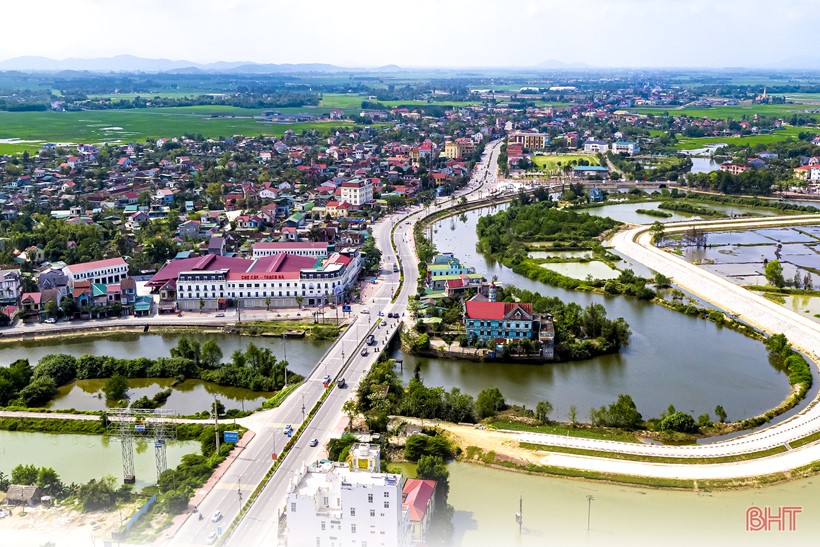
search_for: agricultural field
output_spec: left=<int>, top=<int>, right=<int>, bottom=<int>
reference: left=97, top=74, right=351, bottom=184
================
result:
left=319, top=92, right=480, bottom=110
left=0, top=108, right=355, bottom=153
left=635, top=102, right=812, bottom=120
left=530, top=153, right=600, bottom=172
left=674, top=125, right=804, bottom=150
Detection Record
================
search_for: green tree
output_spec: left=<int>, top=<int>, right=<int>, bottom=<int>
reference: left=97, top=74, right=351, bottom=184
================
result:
left=475, top=387, right=506, bottom=419
left=36, top=467, right=64, bottom=496
left=103, top=374, right=129, bottom=402
left=11, top=464, right=38, bottom=485
left=589, top=394, right=643, bottom=429
left=568, top=404, right=578, bottom=426
left=658, top=411, right=698, bottom=433
left=535, top=401, right=553, bottom=424
left=714, top=404, right=728, bottom=423
left=416, top=455, right=449, bottom=488
left=44, top=300, right=59, bottom=318
left=18, top=376, right=57, bottom=407
left=77, top=475, right=118, bottom=512
left=33, top=354, right=77, bottom=386
left=201, top=339, right=223, bottom=368
left=764, top=260, right=785, bottom=288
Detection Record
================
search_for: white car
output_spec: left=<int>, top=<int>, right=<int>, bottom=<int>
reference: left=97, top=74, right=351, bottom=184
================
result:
left=211, top=510, right=222, bottom=523
left=44, top=317, right=57, bottom=324
left=360, top=309, right=370, bottom=314
left=206, top=531, right=218, bottom=544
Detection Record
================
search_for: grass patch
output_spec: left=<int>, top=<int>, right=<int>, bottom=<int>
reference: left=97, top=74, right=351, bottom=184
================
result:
left=489, top=419, right=639, bottom=443
left=518, top=442, right=788, bottom=464
left=260, top=382, right=301, bottom=410
left=529, top=153, right=599, bottom=173
left=789, top=430, right=820, bottom=449
left=233, top=321, right=339, bottom=339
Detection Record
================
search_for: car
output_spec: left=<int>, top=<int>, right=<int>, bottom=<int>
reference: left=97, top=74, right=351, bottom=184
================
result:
left=361, top=347, right=368, bottom=356
left=378, top=311, right=384, bottom=317
left=323, top=375, right=331, bottom=384
left=284, top=424, right=293, bottom=434
left=211, top=510, right=222, bottom=523
left=381, top=321, right=387, bottom=327
left=44, top=317, right=57, bottom=324
left=360, top=309, right=370, bottom=314
left=206, top=531, right=218, bottom=545
left=215, top=312, right=225, bottom=317
left=309, top=438, right=319, bottom=447
left=337, top=377, right=346, bottom=388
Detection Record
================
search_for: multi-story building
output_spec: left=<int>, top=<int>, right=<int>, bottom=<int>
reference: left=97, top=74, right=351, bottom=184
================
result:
left=63, top=257, right=128, bottom=290
left=0, top=269, right=21, bottom=304
left=286, top=444, right=411, bottom=547
left=610, top=141, right=640, bottom=155
left=720, top=162, right=750, bottom=175
left=340, top=178, right=374, bottom=207
left=464, top=296, right=555, bottom=357
left=252, top=241, right=330, bottom=259
left=465, top=300, right=536, bottom=343
left=507, top=131, right=548, bottom=150
left=583, top=140, right=609, bottom=153
left=168, top=250, right=364, bottom=311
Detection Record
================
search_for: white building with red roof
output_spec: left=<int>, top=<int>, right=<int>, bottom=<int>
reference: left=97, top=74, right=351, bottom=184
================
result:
left=402, top=479, right=436, bottom=543
left=63, top=257, right=128, bottom=289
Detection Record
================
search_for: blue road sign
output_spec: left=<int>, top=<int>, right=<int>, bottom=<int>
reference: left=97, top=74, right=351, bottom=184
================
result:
left=223, top=431, right=239, bottom=443
left=342, top=305, right=351, bottom=313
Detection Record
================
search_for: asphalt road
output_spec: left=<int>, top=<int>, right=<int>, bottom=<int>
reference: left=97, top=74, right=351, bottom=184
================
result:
left=218, top=140, right=504, bottom=547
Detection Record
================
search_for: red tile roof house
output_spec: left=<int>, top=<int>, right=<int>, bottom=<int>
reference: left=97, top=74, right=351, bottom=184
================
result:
left=402, top=479, right=436, bottom=543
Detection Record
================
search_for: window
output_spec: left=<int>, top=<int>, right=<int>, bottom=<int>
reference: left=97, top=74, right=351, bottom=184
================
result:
left=350, top=507, right=356, bottom=517
left=384, top=501, right=389, bottom=508
left=291, top=502, right=296, bottom=512
left=369, top=509, right=375, bottom=517
left=383, top=492, right=389, bottom=498
left=324, top=497, right=329, bottom=506
left=351, top=524, right=357, bottom=533
left=367, top=494, right=373, bottom=503
left=321, top=521, right=326, bottom=531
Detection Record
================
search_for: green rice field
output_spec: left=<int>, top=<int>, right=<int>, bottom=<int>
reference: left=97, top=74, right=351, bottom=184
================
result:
left=0, top=107, right=355, bottom=153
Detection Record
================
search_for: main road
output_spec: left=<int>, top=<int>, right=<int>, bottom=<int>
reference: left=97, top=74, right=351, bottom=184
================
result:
left=167, top=141, right=503, bottom=547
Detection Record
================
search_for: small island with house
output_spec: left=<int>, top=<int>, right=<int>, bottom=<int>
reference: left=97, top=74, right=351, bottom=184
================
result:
left=402, top=252, right=630, bottom=362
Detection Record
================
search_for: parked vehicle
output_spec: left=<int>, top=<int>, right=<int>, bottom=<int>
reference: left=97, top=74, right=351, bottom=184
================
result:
left=215, top=312, right=225, bottom=317
left=44, top=317, right=57, bottom=324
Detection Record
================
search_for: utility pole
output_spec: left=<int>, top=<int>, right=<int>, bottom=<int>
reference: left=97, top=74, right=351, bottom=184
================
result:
left=283, top=333, right=288, bottom=386
left=515, top=495, right=522, bottom=534
left=586, top=495, right=594, bottom=532
left=301, top=394, right=306, bottom=422
left=213, top=398, right=220, bottom=454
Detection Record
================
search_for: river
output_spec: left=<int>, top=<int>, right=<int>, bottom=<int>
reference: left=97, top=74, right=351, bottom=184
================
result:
left=445, top=461, right=819, bottom=546
left=0, top=430, right=198, bottom=490
left=0, top=333, right=331, bottom=413
left=393, top=205, right=789, bottom=422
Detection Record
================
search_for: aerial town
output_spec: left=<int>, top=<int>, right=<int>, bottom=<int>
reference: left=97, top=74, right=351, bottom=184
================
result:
left=2, top=3, right=820, bottom=547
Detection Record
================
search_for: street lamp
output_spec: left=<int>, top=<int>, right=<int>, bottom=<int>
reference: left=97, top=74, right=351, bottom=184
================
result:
left=586, top=495, right=594, bottom=531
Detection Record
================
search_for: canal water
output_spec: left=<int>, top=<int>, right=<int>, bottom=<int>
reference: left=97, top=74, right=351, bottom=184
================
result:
left=0, top=333, right=331, bottom=412
left=0, top=430, right=198, bottom=490
left=445, top=461, right=820, bottom=546
left=398, top=205, right=789, bottom=422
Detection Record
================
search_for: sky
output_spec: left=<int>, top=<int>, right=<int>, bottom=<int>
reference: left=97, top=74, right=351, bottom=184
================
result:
left=0, top=0, right=817, bottom=69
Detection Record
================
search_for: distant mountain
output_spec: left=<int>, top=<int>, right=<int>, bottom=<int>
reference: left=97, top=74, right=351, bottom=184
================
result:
left=0, top=55, right=384, bottom=73
left=772, top=55, right=820, bottom=70
left=532, top=59, right=590, bottom=70
left=375, top=64, right=403, bottom=72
